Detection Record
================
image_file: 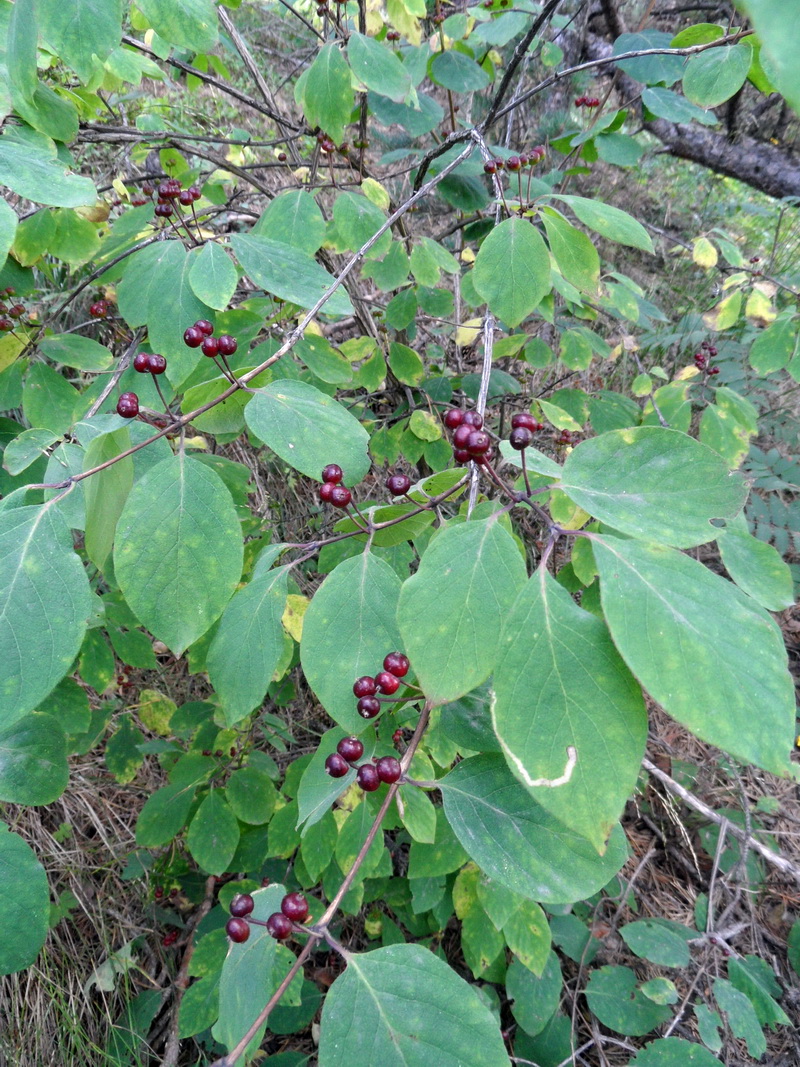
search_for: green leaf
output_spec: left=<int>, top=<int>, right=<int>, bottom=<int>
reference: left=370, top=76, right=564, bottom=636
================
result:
left=473, top=218, right=551, bottom=328
left=430, top=50, right=490, bottom=92
left=7, top=0, right=38, bottom=106
left=348, top=33, right=412, bottom=102
left=717, top=513, right=794, bottom=611
left=231, top=233, right=353, bottom=316
left=213, top=884, right=285, bottom=1057
left=713, top=978, right=765, bottom=1058
left=245, top=379, right=370, bottom=483
left=397, top=518, right=527, bottom=704
left=115, top=455, right=243, bottom=656
left=0, top=823, right=49, bottom=975
left=0, top=199, right=17, bottom=272
left=541, top=209, right=600, bottom=295
left=105, top=716, right=145, bottom=785
left=0, top=135, right=97, bottom=208
left=135, top=781, right=197, bottom=847
left=586, top=965, right=672, bottom=1035
left=3, top=428, right=58, bottom=476
left=84, top=428, right=133, bottom=574
left=727, top=955, right=790, bottom=1027
left=493, top=568, right=646, bottom=850
left=620, top=919, right=692, bottom=967
left=749, top=314, right=797, bottom=374
left=628, top=1038, right=723, bottom=1067
left=596, top=131, right=644, bottom=167
left=301, top=552, right=402, bottom=733
left=296, top=43, right=354, bottom=144
left=206, top=566, right=289, bottom=726
left=552, top=195, right=654, bottom=252
left=296, top=336, right=352, bottom=384
left=503, top=899, right=551, bottom=975
left=318, top=943, right=508, bottom=1067
left=498, top=440, right=563, bottom=479
left=38, top=0, right=122, bottom=83
left=612, top=30, right=684, bottom=86
left=440, top=754, right=628, bottom=903
left=592, top=536, right=795, bottom=775
left=40, top=334, right=114, bottom=371
left=23, top=363, right=80, bottom=434
left=506, top=951, right=562, bottom=1036
left=333, top=191, right=391, bottom=259
left=733, top=1, right=800, bottom=116
left=0, top=505, right=92, bottom=729
left=253, top=190, right=326, bottom=255
left=12, top=208, right=55, bottom=266
left=187, top=791, right=240, bottom=875
left=0, top=713, right=68, bottom=804
left=137, top=0, right=218, bottom=52
left=189, top=241, right=238, bottom=311
left=699, top=386, right=758, bottom=468
left=388, top=341, right=425, bottom=385
left=683, top=44, right=752, bottom=109
left=560, top=427, right=747, bottom=548
left=226, top=766, right=278, bottom=825
left=642, top=86, right=717, bottom=125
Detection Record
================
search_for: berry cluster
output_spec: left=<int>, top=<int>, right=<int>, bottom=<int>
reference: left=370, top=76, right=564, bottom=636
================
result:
left=117, top=392, right=140, bottom=418
left=0, top=289, right=25, bottom=331
left=133, top=351, right=167, bottom=376
left=325, top=735, right=403, bottom=792
left=575, top=95, right=600, bottom=108
left=183, top=318, right=238, bottom=360
left=318, top=463, right=352, bottom=508
left=483, top=146, right=545, bottom=175
left=344, top=651, right=411, bottom=722
left=315, top=130, right=342, bottom=156
left=694, top=340, right=720, bottom=375
left=443, top=409, right=492, bottom=464
left=507, top=411, right=544, bottom=451
left=89, top=299, right=111, bottom=318
left=225, top=890, right=311, bottom=944
left=149, top=178, right=202, bottom=218
left=555, top=428, right=574, bottom=445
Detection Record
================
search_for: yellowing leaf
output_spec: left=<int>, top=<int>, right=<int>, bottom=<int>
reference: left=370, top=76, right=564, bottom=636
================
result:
left=692, top=236, right=718, bottom=267
left=703, top=290, right=742, bottom=331
left=460, top=247, right=475, bottom=264
left=549, top=489, right=590, bottom=529
left=282, top=594, right=310, bottom=642
left=361, top=177, right=391, bottom=211
left=745, top=287, right=776, bottom=325
left=675, top=365, right=701, bottom=380
left=538, top=399, right=582, bottom=431
left=455, top=317, right=482, bottom=347
left=138, top=688, right=177, bottom=734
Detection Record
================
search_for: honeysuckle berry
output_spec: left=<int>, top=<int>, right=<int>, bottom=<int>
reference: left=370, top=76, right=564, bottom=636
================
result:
left=483, top=160, right=499, bottom=175
left=9, top=304, right=24, bottom=319
left=322, top=463, right=343, bottom=484
left=178, top=189, right=194, bottom=206
left=463, top=411, right=484, bottom=428
left=387, top=473, right=411, bottom=496
left=329, top=485, right=351, bottom=508
left=266, top=912, right=293, bottom=939
left=184, top=326, right=204, bottom=347
left=383, top=652, right=409, bottom=677
left=337, top=736, right=364, bottom=762
left=509, top=426, right=533, bottom=450
left=444, top=408, right=464, bottom=429
left=217, top=335, right=238, bottom=356
left=466, top=430, right=491, bottom=456
left=453, top=424, right=473, bottom=449
left=281, top=892, right=309, bottom=922
left=230, top=893, right=255, bottom=917
left=356, top=763, right=381, bottom=791
left=201, top=336, right=219, bottom=358
left=148, top=353, right=167, bottom=375
left=375, top=671, right=400, bottom=695
left=226, top=917, right=251, bottom=943
left=117, top=392, right=139, bottom=418
left=353, top=676, right=378, bottom=698
left=194, top=319, right=214, bottom=336
left=454, top=448, right=472, bottom=463
left=189, top=185, right=202, bottom=201
left=319, top=482, right=336, bottom=503
left=89, top=300, right=109, bottom=318
left=376, top=756, right=402, bottom=784
left=325, top=752, right=349, bottom=777
left=133, top=352, right=151, bottom=373
left=142, top=182, right=154, bottom=196
left=506, top=156, right=522, bottom=171
left=357, top=696, right=381, bottom=719
left=511, top=412, right=538, bottom=432
left=155, top=202, right=173, bottom=218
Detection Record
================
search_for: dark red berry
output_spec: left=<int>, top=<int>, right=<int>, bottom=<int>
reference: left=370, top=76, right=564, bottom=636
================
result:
left=162, top=931, right=178, bottom=946
left=463, top=411, right=484, bottom=428
left=509, top=426, right=533, bottom=450
left=319, top=482, right=336, bottom=503
left=356, top=763, right=381, bottom=791
left=354, top=676, right=378, bottom=698
left=217, top=334, right=237, bottom=356
left=444, top=409, right=464, bottom=429
left=709, top=366, right=720, bottom=375
left=178, top=189, right=194, bottom=206
left=466, top=430, right=491, bottom=456
left=357, top=696, right=381, bottom=719
left=281, top=892, right=309, bottom=922
left=230, top=893, right=255, bottom=917
left=278, top=152, right=287, bottom=162
left=189, top=185, right=202, bottom=201
left=387, top=474, right=411, bottom=496
left=506, top=155, right=521, bottom=171
left=155, top=202, right=172, bottom=217
left=201, top=336, right=219, bottom=358
left=453, top=424, right=473, bottom=449
left=454, top=448, right=472, bottom=463
left=386, top=29, right=400, bottom=40
left=375, top=671, right=400, bottom=695
left=483, top=160, right=498, bottom=175
left=707, top=345, right=717, bottom=356
left=133, top=352, right=151, bottom=373
left=148, top=353, right=167, bottom=375
left=325, top=752, right=350, bottom=777
left=154, top=886, right=164, bottom=899
left=511, top=412, right=538, bottom=432
left=89, top=300, right=108, bottom=318
left=183, top=326, right=204, bottom=347
left=266, top=912, right=293, bottom=940
left=194, top=319, right=214, bottom=336
left=383, top=652, right=409, bottom=677
left=131, top=197, right=147, bottom=206
left=750, top=255, right=760, bottom=263
left=8, top=304, right=25, bottom=318
left=4, top=287, right=14, bottom=295
left=337, top=736, right=364, bottom=762
left=329, top=485, right=351, bottom=508
left=142, top=182, right=154, bottom=196
left=322, top=463, right=343, bottom=484
left=0, top=319, right=11, bottom=331
left=376, top=756, right=402, bottom=784
left=226, top=917, right=251, bottom=943
left=117, top=392, right=139, bottom=418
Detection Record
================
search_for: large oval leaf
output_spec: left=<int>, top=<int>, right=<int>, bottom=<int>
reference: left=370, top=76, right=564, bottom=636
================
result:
left=472, top=218, right=551, bottom=328
left=348, top=32, right=412, bottom=102
left=493, top=568, right=647, bottom=850
left=0, top=824, right=49, bottom=975
left=245, top=379, right=370, bottom=483
left=136, top=0, right=218, bottom=52
left=440, top=754, right=629, bottom=903
left=206, top=565, right=289, bottom=726
left=560, top=427, right=747, bottom=547
left=186, top=791, right=240, bottom=875
left=230, top=233, right=353, bottom=316
left=397, top=517, right=527, bottom=704
left=683, top=43, right=752, bottom=108
left=318, top=943, right=508, bottom=1067
left=301, top=552, right=402, bottom=733
left=114, top=455, right=243, bottom=656
left=0, top=504, right=92, bottom=729
left=296, top=43, right=354, bottom=145
left=0, top=135, right=96, bottom=207
left=592, top=535, right=795, bottom=775
left=0, top=712, right=68, bottom=804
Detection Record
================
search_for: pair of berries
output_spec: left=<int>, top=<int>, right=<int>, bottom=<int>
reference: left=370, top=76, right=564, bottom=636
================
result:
left=89, top=299, right=110, bottom=318
left=316, top=130, right=338, bottom=155
left=226, top=891, right=310, bottom=944
left=117, top=392, right=140, bottom=418
left=133, top=351, right=167, bottom=375
left=575, top=95, right=600, bottom=107
left=183, top=319, right=238, bottom=359
left=508, top=411, right=544, bottom=451
left=443, top=409, right=492, bottom=464
left=350, top=651, right=410, bottom=720
left=319, top=463, right=352, bottom=508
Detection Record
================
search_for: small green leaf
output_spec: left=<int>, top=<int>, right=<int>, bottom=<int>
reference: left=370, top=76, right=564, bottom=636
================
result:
left=552, top=195, right=654, bottom=252
left=0, top=135, right=96, bottom=208
left=0, top=713, right=68, bottom=804
left=296, top=43, right=354, bottom=144
left=135, top=781, right=197, bottom=847
left=502, top=899, right=551, bottom=976
left=473, top=218, right=551, bottom=328
left=7, top=0, right=38, bottom=106
left=348, top=33, right=412, bottom=102
left=231, top=233, right=353, bottom=316
left=733, top=1, right=800, bottom=116
left=333, top=191, right=391, bottom=259
left=749, top=314, right=797, bottom=374
left=318, top=944, right=508, bottom=1067
left=137, top=0, right=218, bottom=52
left=612, top=30, right=684, bottom=86
left=430, top=50, right=490, bottom=91
left=683, top=44, right=752, bottom=108
left=40, top=334, right=114, bottom=371
left=0, top=824, right=49, bottom=975
left=187, top=791, right=240, bottom=875
left=541, top=208, right=600, bottom=294
left=628, top=1038, right=723, bottom=1066
left=226, top=767, right=278, bottom=825
left=713, top=978, right=765, bottom=1058
left=83, top=428, right=133, bottom=574
left=506, top=951, right=562, bottom=1037
left=189, top=242, right=238, bottom=311
left=585, top=965, right=672, bottom=1035
left=620, top=919, right=692, bottom=967
left=0, top=199, right=17, bottom=272
left=717, top=513, right=794, bottom=611
left=253, top=190, right=326, bottom=255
